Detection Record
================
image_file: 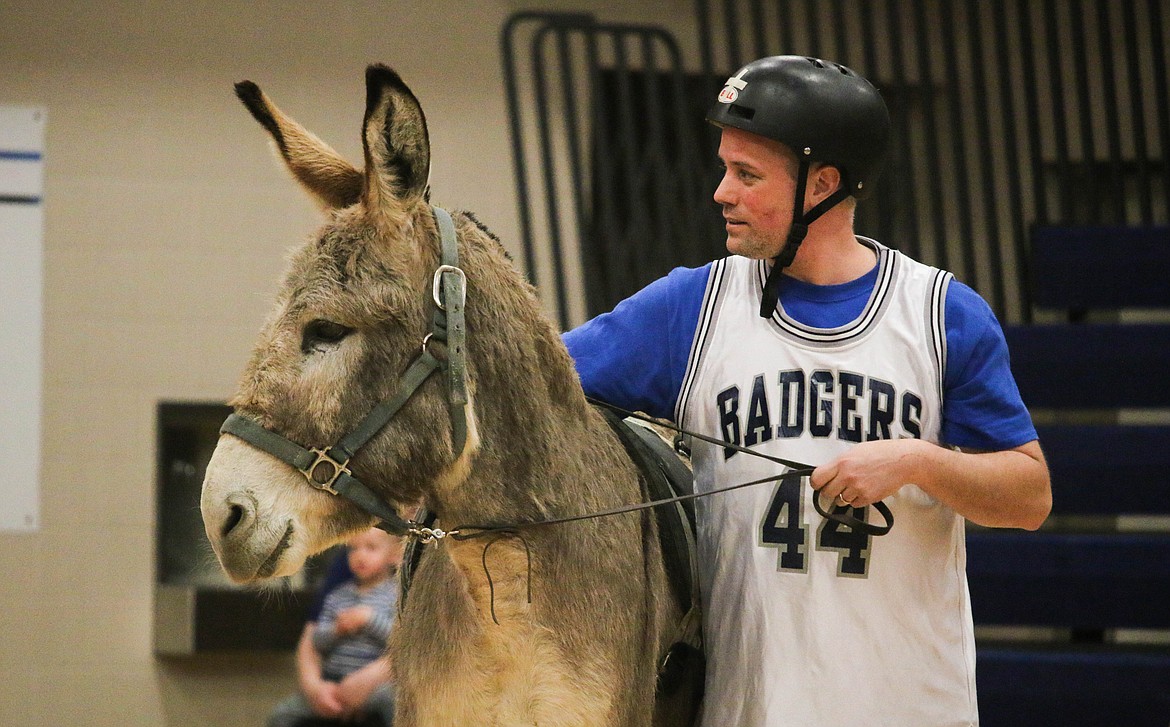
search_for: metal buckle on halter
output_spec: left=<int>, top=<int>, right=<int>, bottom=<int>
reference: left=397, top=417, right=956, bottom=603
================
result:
left=432, top=264, right=467, bottom=311
left=301, top=448, right=352, bottom=495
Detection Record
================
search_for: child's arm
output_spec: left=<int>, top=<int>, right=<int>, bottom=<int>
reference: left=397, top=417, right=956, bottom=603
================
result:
left=336, top=656, right=392, bottom=714
left=359, top=581, right=397, bottom=643
left=311, top=589, right=344, bottom=654
left=295, top=622, right=325, bottom=690
left=362, top=606, right=393, bottom=643
left=336, top=583, right=394, bottom=640
left=334, top=605, right=373, bottom=636
left=296, top=623, right=344, bottom=718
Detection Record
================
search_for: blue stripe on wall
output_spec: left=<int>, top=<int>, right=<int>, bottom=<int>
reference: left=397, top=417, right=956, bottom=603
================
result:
left=0, top=195, right=42, bottom=205
left=0, top=150, right=42, bottom=161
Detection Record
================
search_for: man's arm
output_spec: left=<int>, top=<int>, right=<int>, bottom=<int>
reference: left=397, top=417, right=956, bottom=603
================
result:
left=563, top=264, right=709, bottom=420
left=810, top=279, right=1048, bottom=530
left=811, top=437, right=1052, bottom=530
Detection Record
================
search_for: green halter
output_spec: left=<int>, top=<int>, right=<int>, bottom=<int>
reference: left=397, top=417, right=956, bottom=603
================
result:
left=219, top=206, right=468, bottom=537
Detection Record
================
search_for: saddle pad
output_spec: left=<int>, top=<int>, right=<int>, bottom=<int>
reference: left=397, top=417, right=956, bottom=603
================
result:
left=597, top=405, right=699, bottom=615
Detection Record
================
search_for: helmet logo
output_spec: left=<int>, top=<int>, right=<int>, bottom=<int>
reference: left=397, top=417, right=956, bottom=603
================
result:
left=718, top=69, right=749, bottom=104
left=718, top=85, right=739, bottom=103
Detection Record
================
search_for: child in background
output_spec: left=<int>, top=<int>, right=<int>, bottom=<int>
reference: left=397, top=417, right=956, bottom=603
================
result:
left=268, top=527, right=402, bottom=727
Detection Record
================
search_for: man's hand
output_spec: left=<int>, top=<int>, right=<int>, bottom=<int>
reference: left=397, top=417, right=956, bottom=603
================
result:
left=810, top=438, right=925, bottom=508
left=810, top=437, right=1051, bottom=530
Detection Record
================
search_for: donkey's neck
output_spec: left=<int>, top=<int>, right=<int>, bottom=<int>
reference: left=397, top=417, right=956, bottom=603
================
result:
left=437, top=366, right=618, bottom=530
left=429, top=293, right=628, bottom=529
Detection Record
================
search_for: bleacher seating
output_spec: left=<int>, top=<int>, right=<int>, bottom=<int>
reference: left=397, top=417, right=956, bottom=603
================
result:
left=967, top=225, right=1170, bottom=725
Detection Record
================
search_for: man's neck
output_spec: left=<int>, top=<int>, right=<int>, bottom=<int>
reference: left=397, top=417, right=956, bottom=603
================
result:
left=782, top=221, right=876, bottom=286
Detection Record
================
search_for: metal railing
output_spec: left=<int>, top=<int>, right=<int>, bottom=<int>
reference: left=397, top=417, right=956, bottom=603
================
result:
left=503, top=12, right=721, bottom=329
left=503, top=2, right=1169, bottom=326
left=697, top=0, right=1168, bottom=322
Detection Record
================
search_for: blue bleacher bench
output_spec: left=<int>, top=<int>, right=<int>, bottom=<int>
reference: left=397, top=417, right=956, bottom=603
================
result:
left=970, top=224, right=1170, bottom=726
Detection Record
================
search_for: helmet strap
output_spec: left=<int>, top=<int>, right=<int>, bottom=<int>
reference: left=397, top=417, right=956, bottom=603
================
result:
left=758, top=158, right=853, bottom=318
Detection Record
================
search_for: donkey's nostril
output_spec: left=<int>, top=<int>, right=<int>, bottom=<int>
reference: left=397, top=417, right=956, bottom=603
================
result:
left=222, top=504, right=246, bottom=537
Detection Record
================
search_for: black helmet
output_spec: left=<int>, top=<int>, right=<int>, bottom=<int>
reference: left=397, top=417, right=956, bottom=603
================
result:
left=706, top=55, right=890, bottom=199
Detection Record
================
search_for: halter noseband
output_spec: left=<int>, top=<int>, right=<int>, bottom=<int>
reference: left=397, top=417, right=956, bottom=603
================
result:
left=218, top=206, right=467, bottom=537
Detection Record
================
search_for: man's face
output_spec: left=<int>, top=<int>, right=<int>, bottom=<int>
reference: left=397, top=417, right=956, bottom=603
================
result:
left=714, top=126, right=800, bottom=260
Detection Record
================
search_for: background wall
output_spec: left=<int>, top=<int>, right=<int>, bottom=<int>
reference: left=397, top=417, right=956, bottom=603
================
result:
left=0, top=1, right=691, bottom=724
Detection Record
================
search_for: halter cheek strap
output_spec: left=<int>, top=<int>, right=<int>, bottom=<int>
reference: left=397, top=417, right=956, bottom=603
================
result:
left=432, top=207, right=469, bottom=455
left=219, top=206, right=469, bottom=537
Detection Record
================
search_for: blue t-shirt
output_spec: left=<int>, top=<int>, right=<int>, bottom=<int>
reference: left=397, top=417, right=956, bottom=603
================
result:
left=563, top=258, right=1036, bottom=451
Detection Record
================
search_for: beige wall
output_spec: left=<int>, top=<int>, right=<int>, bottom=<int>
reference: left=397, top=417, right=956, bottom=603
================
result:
left=0, top=0, right=692, bottom=724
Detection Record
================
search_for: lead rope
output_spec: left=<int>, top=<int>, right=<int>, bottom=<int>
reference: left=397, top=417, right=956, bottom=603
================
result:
left=402, top=462, right=808, bottom=625
left=411, top=398, right=891, bottom=625
left=422, top=399, right=893, bottom=545
left=582, top=398, right=894, bottom=537
left=480, top=531, right=532, bottom=625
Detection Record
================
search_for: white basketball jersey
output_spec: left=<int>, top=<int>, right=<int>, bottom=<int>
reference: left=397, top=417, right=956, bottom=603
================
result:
left=676, top=241, right=977, bottom=726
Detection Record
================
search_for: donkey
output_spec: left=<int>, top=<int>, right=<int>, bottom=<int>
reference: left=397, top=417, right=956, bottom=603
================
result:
left=200, top=65, right=700, bottom=726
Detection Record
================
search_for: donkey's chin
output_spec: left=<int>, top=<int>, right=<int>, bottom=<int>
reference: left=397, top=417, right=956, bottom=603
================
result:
left=252, top=520, right=295, bottom=579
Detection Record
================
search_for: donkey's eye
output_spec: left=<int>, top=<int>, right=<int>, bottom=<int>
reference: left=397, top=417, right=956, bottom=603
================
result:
left=302, top=319, right=352, bottom=353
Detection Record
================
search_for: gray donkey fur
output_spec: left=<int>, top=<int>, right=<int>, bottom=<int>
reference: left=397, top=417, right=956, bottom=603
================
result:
left=200, top=65, right=698, bottom=726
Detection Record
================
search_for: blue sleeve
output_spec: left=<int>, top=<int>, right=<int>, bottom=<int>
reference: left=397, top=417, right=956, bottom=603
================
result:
left=941, top=281, right=1038, bottom=450
left=563, top=265, right=711, bottom=420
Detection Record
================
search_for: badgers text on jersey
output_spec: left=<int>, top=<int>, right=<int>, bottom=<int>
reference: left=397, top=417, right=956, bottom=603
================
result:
left=714, top=367, right=923, bottom=459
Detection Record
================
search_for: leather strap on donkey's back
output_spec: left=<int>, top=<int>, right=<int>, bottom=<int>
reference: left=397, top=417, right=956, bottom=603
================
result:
left=219, top=206, right=468, bottom=538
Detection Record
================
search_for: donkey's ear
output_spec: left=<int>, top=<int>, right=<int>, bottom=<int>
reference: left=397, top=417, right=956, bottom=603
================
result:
left=361, top=65, right=430, bottom=215
left=235, top=81, right=363, bottom=210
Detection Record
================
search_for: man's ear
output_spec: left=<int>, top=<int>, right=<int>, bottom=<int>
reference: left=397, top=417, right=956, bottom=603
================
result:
left=809, top=163, right=844, bottom=203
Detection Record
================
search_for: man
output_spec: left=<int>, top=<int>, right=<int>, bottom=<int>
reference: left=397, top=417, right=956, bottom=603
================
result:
left=564, top=56, right=1051, bottom=725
